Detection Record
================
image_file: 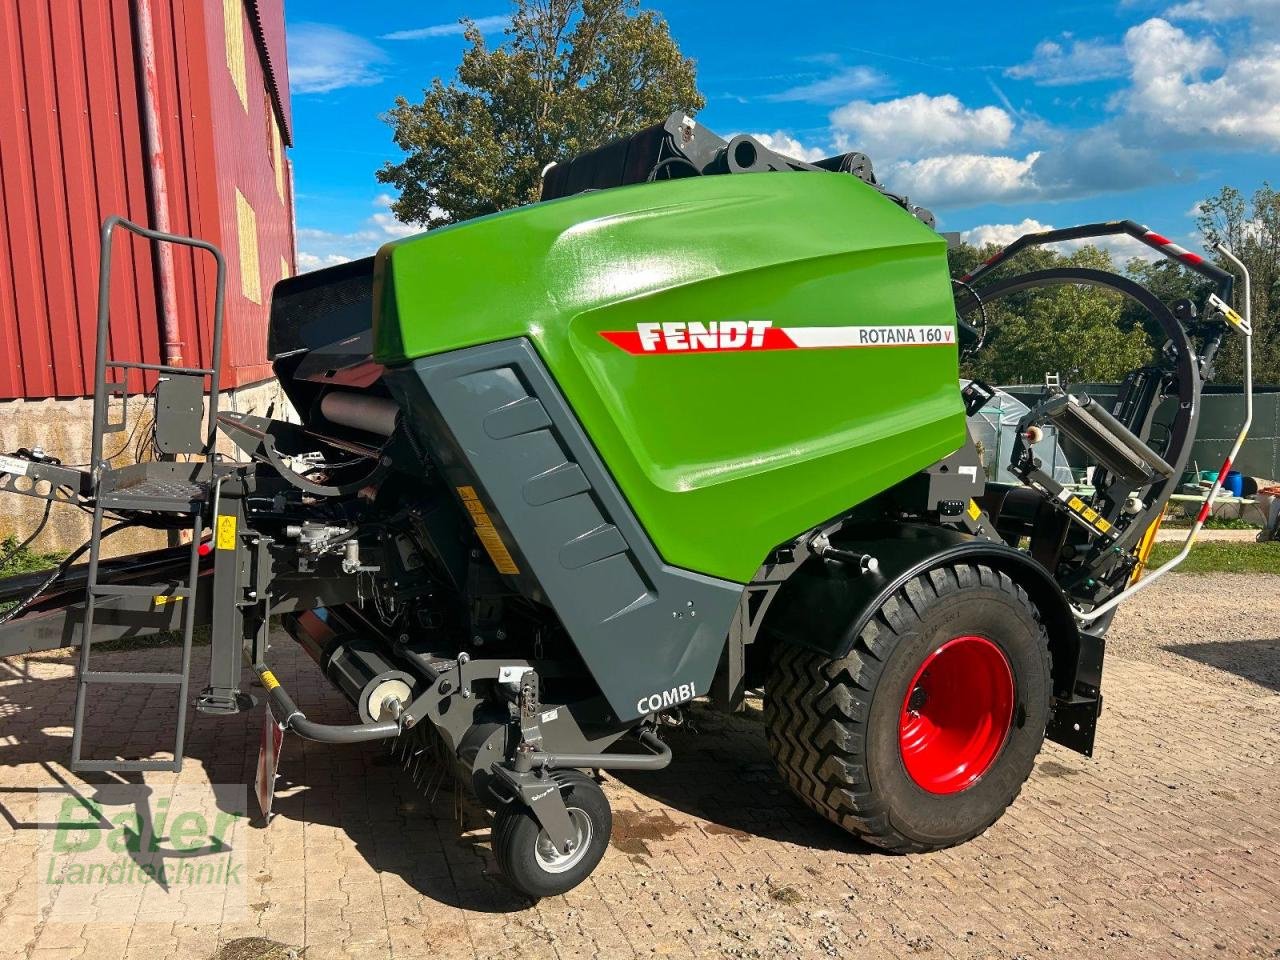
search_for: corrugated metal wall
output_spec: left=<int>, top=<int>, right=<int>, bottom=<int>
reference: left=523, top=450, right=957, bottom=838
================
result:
left=0, top=0, right=293, bottom=400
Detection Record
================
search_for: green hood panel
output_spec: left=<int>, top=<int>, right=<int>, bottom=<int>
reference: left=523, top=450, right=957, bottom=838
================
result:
left=374, top=174, right=964, bottom=582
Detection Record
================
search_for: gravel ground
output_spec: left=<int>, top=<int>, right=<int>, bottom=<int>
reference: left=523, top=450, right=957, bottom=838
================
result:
left=1107, top=572, right=1280, bottom=694
left=1154, top=528, right=1261, bottom=543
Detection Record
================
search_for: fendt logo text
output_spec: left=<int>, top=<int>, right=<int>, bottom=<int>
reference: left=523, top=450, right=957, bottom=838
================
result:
left=600, top=320, right=956, bottom=355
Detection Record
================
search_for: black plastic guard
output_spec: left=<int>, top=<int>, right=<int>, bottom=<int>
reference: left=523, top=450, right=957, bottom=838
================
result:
left=384, top=339, right=744, bottom=724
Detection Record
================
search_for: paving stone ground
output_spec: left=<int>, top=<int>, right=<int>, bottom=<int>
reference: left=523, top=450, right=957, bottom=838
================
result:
left=0, top=574, right=1277, bottom=960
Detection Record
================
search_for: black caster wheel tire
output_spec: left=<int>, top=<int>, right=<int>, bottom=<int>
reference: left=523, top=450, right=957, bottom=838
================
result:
left=492, top=770, right=612, bottom=898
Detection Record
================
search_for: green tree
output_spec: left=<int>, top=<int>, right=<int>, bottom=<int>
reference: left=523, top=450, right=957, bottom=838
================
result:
left=1196, top=183, right=1280, bottom=384
left=378, top=0, right=704, bottom=228
left=955, top=245, right=1156, bottom=385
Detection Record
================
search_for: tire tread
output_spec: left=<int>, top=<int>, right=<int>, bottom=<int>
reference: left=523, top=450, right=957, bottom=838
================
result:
left=763, top=562, right=1051, bottom=853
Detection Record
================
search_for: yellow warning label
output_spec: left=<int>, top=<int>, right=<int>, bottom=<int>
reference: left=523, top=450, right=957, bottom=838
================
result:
left=1095, top=517, right=1113, bottom=534
left=260, top=670, right=280, bottom=692
left=1082, top=507, right=1099, bottom=523
left=967, top=499, right=982, bottom=521
left=456, top=485, right=521, bottom=575
left=1068, top=496, right=1086, bottom=512
left=216, top=514, right=237, bottom=550
left=152, top=594, right=184, bottom=607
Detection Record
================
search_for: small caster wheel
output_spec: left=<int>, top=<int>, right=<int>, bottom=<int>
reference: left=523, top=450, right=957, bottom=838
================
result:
left=492, top=770, right=611, bottom=898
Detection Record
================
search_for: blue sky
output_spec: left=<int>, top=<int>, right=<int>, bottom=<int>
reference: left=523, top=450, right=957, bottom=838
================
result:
left=284, top=0, right=1279, bottom=270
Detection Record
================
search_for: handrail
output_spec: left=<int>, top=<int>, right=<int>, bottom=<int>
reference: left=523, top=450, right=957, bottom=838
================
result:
left=91, top=216, right=226, bottom=487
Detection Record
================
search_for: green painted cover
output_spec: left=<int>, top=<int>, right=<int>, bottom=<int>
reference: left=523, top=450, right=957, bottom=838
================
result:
left=373, top=173, right=965, bottom=583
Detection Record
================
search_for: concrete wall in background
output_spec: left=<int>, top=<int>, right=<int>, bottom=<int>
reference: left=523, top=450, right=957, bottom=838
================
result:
left=0, top=381, right=294, bottom=555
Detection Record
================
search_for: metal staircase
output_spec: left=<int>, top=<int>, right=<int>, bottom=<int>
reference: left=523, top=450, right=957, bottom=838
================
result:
left=68, top=216, right=225, bottom=773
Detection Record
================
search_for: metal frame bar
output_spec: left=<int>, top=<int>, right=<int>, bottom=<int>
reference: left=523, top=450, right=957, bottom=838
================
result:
left=959, top=219, right=1235, bottom=301
left=1072, top=244, right=1253, bottom=623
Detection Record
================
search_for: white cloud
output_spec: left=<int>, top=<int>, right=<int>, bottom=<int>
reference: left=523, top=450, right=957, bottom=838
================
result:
left=960, top=218, right=1162, bottom=261
left=296, top=196, right=425, bottom=273
left=297, top=252, right=352, bottom=272
left=750, top=132, right=828, bottom=163
left=884, top=124, right=1180, bottom=209
left=766, top=67, right=884, bottom=104
left=368, top=194, right=419, bottom=239
left=1118, top=18, right=1280, bottom=148
left=888, top=152, right=1040, bottom=207
left=1006, top=36, right=1128, bottom=86
left=961, top=219, right=1054, bottom=249
left=381, top=15, right=511, bottom=41
left=1167, top=0, right=1280, bottom=30
left=288, top=24, right=387, bottom=94
left=831, top=94, right=1014, bottom=159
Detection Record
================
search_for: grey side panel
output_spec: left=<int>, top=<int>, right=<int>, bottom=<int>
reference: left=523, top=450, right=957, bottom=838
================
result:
left=385, top=339, right=743, bottom=723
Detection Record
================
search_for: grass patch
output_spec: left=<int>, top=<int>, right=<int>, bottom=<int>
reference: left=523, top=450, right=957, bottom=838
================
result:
left=1162, top=514, right=1259, bottom=530
left=1145, top=539, right=1280, bottom=574
left=1, top=537, right=66, bottom=616
left=90, top=624, right=211, bottom=653
left=0, top=536, right=64, bottom=578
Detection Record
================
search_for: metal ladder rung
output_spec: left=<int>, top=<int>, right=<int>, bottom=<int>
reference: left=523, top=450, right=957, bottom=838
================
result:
left=81, top=670, right=187, bottom=685
left=98, top=494, right=205, bottom=512
left=90, top=583, right=191, bottom=599
left=71, top=758, right=181, bottom=773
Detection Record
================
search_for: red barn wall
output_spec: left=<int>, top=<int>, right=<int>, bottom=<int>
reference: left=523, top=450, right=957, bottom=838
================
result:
left=0, top=0, right=293, bottom=400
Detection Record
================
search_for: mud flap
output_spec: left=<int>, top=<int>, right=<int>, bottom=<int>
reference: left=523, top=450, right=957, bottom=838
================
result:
left=255, top=706, right=285, bottom=821
left=1045, top=628, right=1104, bottom=757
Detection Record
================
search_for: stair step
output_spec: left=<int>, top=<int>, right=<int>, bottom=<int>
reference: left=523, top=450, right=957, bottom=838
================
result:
left=70, top=758, right=182, bottom=773
left=90, top=583, right=191, bottom=599
left=80, top=670, right=187, bottom=685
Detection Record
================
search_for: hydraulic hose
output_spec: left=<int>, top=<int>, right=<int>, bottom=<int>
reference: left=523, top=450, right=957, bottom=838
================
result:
left=0, top=521, right=138, bottom=626
left=254, top=663, right=401, bottom=743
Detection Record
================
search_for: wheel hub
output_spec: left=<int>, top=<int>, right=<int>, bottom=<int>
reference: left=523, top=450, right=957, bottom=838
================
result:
left=898, top=635, right=1014, bottom=795
left=534, top=807, right=593, bottom=874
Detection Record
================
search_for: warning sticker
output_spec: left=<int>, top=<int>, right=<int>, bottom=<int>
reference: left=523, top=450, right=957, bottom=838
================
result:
left=0, top=455, right=30, bottom=477
left=216, top=514, right=238, bottom=550
left=456, top=486, right=521, bottom=575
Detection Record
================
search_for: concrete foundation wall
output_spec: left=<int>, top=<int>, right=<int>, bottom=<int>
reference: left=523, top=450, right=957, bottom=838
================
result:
left=0, top=379, right=294, bottom=557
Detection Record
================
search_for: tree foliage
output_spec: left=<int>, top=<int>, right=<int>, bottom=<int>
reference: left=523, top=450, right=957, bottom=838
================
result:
left=949, top=244, right=1156, bottom=386
left=951, top=183, right=1280, bottom=388
left=378, top=0, right=704, bottom=228
left=1196, top=183, right=1280, bottom=384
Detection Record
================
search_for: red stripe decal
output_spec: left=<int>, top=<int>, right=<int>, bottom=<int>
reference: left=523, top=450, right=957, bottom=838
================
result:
left=599, top=326, right=799, bottom=354
left=760, top=327, right=799, bottom=349
left=1197, top=501, right=1212, bottom=524
left=1219, top=457, right=1233, bottom=478
left=1146, top=232, right=1172, bottom=246
left=1182, top=251, right=1204, bottom=266
left=599, top=331, right=648, bottom=355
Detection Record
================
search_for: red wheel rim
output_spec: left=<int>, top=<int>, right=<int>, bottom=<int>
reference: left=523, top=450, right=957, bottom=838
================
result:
left=899, top=635, right=1014, bottom=795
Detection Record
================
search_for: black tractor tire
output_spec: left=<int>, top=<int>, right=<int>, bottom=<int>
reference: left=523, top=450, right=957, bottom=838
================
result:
left=492, top=770, right=612, bottom=899
left=764, top=563, right=1052, bottom=853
